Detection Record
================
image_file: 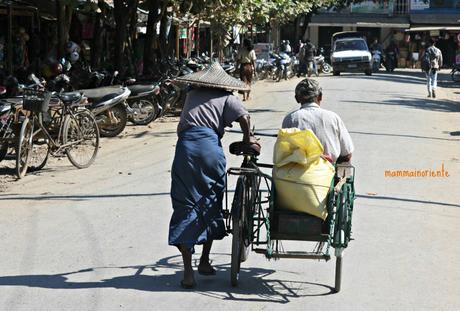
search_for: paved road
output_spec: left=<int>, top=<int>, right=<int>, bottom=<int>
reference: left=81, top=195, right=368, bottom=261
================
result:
left=1, top=70, right=459, bottom=311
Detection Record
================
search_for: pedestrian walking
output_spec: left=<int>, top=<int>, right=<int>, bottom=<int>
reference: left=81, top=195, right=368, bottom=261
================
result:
left=236, top=39, right=257, bottom=101
left=422, top=39, right=443, bottom=98
left=169, top=62, right=258, bottom=289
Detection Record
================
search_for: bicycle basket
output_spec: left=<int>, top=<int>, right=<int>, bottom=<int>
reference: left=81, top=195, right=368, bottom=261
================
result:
left=22, top=90, right=51, bottom=113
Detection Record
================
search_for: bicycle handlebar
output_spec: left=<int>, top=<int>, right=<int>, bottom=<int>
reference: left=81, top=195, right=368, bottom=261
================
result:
left=226, top=129, right=277, bottom=137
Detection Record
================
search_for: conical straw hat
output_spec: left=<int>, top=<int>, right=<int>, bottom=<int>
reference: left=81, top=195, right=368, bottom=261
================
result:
left=175, top=62, right=249, bottom=92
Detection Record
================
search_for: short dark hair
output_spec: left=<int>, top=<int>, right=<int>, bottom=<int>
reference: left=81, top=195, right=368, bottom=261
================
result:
left=243, top=39, right=254, bottom=52
left=429, top=38, right=435, bottom=46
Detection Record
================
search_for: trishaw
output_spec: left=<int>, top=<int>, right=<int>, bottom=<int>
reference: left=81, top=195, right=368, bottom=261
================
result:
left=225, top=133, right=355, bottom=293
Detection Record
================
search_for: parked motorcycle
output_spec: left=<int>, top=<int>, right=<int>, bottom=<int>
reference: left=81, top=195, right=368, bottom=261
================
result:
left=80, top=86, right=131, bottom=137
left=314, top=53, right=332, bottom=75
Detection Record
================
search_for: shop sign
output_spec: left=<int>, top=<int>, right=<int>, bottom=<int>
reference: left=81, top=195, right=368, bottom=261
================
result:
left=411, top=0, right=460, bottom=12
left=351, top=0, right=394, bottom=14
left=430, top=30, right=440, bottom=36
left=410, top=0, right=430, bottom=11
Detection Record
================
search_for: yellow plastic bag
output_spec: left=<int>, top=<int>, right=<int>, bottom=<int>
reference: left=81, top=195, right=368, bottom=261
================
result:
left=273, top=128, right=335, bottom=220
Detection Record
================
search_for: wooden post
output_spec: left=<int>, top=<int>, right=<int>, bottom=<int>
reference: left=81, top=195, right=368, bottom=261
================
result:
left=196, top=19, right=200, bottom=57
left=176, top=26, right=180, bottom=59
left=56, top=0, right=64, bottom=58
left=6, top=4, right=13, bottom=74
left=209, top=28, right=213, bottom=58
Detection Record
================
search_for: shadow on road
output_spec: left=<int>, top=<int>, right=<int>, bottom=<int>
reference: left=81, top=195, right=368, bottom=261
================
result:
left=343, top=96, right=460, bottom=113
left=0, top=254, right=334, bottom=303
left=0, top=192, right=171, bottom=201
left=357, top=194, right=460, bottom=208
left=349, top=130, right=460, bottom=142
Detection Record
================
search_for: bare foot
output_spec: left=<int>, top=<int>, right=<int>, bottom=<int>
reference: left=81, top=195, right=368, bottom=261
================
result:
left=198, top=260, right=216, bottom=275
left=181, top=267, right=195, bottom=288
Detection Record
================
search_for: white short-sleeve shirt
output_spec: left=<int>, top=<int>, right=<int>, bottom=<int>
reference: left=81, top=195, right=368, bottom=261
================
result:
left=282, top=103, right=354, bottom=162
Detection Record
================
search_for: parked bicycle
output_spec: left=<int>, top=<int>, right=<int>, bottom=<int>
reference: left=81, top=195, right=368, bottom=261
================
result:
left=16, top=89, right=100, bottom=178
left=0, top=98, right=24, bottom=163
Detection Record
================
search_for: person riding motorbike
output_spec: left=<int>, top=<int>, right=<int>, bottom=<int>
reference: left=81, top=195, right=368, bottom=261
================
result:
left=299, top=39, right=317, bottom=77
left=370, top=38, right=383, bottom=54
left=384, top=41, right=399, bottom=72
left=282, top=78, right=354, bottom=163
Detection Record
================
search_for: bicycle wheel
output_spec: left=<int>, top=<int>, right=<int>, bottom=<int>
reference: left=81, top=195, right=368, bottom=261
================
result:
left=63, top=109, right=99, bottom=169
left=28, top=135, right=49, bottom=172
left=15, top=117, right=33, bottom=178
left=231, top=177, right=245, bottom=287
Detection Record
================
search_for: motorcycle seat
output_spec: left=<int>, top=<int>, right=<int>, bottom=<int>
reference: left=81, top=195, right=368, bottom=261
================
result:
left=127, top=85, right=155, bottom=96
left=81, top=86, right=126, bottom=102
left=92, top=93, right=122, bottom=105
left=59, top=92, right=82, bottom=105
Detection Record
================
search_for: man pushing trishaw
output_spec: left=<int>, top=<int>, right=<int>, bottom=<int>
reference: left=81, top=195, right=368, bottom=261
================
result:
left=169, top=66, right=355, bottom=292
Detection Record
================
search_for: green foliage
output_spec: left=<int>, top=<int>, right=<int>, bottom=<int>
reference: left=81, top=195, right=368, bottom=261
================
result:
left=172, top=0, right=360, bottom=28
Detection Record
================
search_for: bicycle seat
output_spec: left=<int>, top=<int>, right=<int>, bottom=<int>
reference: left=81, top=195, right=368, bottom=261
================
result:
left=60, top=92, right=82, bottom=105
left=229, top=141, right=261, bottom=156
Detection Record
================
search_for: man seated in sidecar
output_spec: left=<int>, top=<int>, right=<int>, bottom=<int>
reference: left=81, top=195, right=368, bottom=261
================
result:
left=281, top=78, right=354, bottom=164
left=272, top=78, right=354, bottom=222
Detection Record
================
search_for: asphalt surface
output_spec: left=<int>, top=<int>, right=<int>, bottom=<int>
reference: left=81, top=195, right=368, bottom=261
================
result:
left=0, top=69, right=459, bottom=311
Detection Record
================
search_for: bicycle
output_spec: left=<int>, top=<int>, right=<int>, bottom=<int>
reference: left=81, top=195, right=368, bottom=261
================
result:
left=0, top=98, right=25, bottom=163
left=16, top=89, right=100, bottom=178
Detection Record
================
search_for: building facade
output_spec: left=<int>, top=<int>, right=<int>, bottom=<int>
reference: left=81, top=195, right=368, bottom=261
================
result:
left=305, top=0, right=460, bottom=67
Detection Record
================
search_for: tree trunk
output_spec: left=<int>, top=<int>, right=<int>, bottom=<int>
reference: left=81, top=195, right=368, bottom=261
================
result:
left=113, top=0, right=126, bottom=72
left=143, top=0, right=163, bottom=76
left=113, top=0, right=138, bottom=75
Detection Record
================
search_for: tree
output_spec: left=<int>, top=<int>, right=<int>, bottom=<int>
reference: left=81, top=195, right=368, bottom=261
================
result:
left=113, top=0, right=139, bottom=74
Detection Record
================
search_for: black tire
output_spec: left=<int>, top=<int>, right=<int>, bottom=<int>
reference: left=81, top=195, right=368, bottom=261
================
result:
left=231, top=178, right=245, bottom=287
left=333, top=71, right=340, bottom=76
left=322, top=63, right=332, bottom=74
left=128, top=97, right=160, bottom=125
left=98, top=104, right=127, bottom=137
left=16, top=118, right=33, bottom=179
left=276, top=70, right=281, bottom=82
left=365, top=69, right=372, bottom=76
left=451, top=69, right=460, bottom=82
left=335, top=256, right=342, bottom=293
left=64, top=110, right=100, bottom=169
left=231, top=207, right=243, bottom=287
left=0, top=141, right=8, bottom=163
left=28, top=136, right=49, bottom=172
left=258, top=70, right=267, bottom=80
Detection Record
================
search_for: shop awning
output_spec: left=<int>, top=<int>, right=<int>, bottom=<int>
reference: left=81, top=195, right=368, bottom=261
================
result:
left=310, top=13, right=410, bottom=28
left=405, top=26, right=460, bottom=32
